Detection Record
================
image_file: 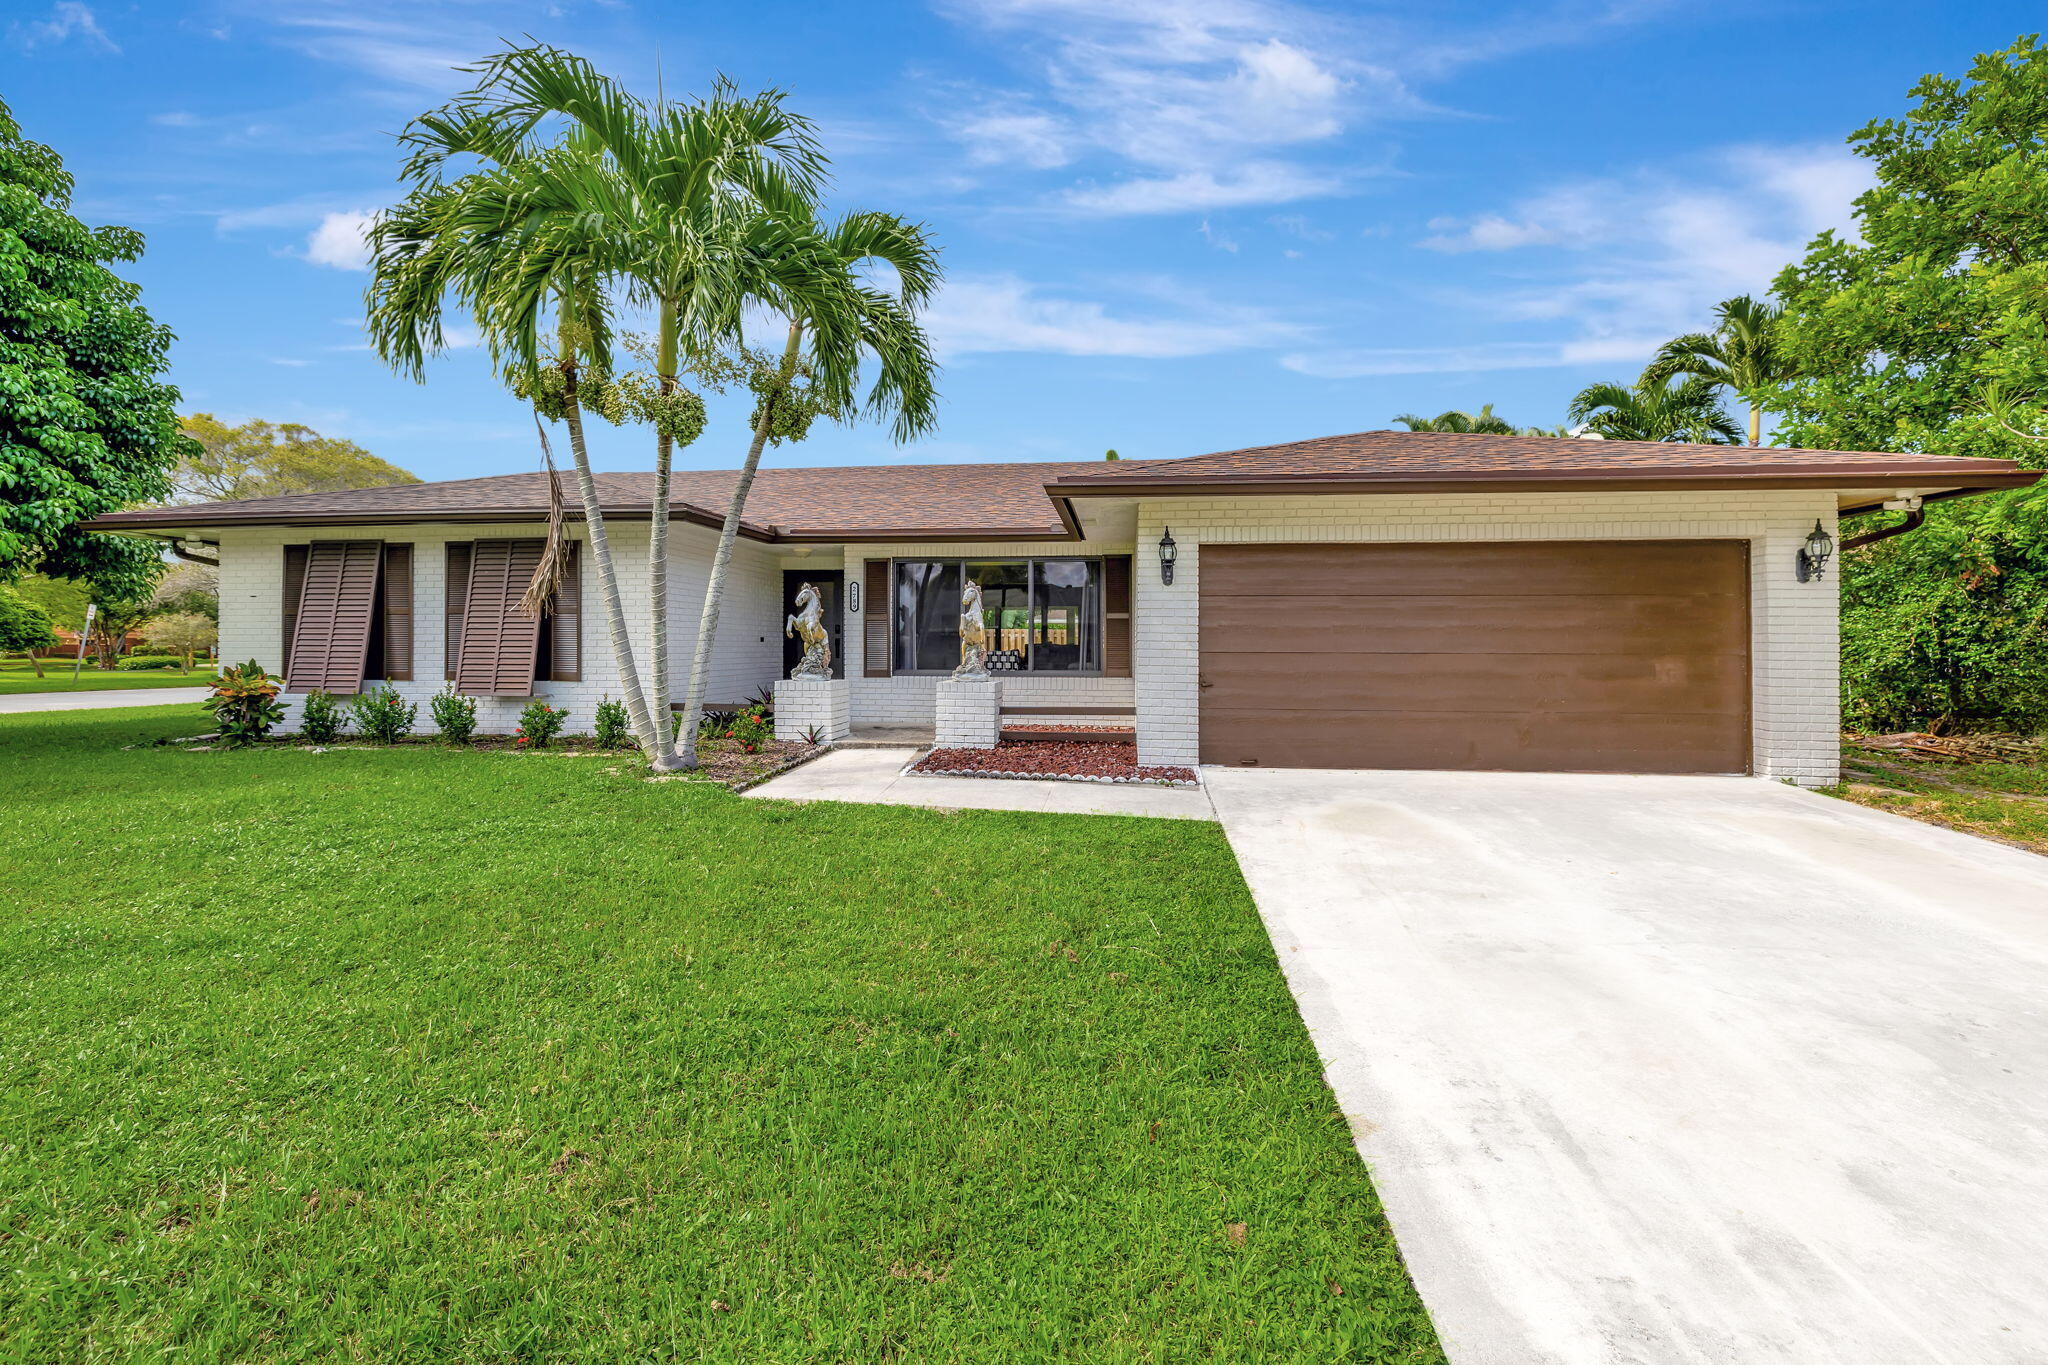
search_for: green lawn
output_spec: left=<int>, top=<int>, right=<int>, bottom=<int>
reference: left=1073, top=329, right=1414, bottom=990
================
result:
left=0, top=658, right=213, bottom=695
left=0, top=706, right=1442, bottom=1363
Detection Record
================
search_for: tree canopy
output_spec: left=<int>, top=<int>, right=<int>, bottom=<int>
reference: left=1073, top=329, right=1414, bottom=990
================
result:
left=174, top=414, right=419, bottom=503
left=1772, top=34, right=2048, bottom=731
left=0, top=99, right=191, bottom=591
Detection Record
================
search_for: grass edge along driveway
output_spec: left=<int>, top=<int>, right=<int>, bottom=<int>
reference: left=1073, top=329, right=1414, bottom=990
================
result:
left=0, top=705, right=1444, bottom=1364
left=0, top=658, right=214, bottom=696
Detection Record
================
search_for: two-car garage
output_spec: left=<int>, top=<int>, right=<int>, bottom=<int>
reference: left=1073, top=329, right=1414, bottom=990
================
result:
left=1196, top=540, right=1753, bottom=775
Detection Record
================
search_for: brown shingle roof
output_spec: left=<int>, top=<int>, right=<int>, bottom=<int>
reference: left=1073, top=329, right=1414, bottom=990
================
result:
left=1046, top=430, right=2034, bottom=487
left=84, top=460, right=1154, bottom=540
left=81, top=431, right=2035, bottom=540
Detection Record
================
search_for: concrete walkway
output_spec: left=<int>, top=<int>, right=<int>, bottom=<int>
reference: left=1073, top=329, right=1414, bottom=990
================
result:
left=1207, top=767, right=2048, bottom=1365
left=0, top=686, right=209, bottom=713
left=743, top=746, right=1216, bottom=820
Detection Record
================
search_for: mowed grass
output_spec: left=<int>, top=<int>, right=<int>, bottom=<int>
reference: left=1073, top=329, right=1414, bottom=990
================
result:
left=0, top=706, right=1442, bottom=1364
left=0, top=659, right=213, bottom=695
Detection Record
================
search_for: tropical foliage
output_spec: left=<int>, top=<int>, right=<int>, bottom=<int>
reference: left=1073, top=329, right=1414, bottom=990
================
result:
left=1643, top=295, right=1793, bottom=446
left=0, top=99, right=192, bottom=592
left=204, top=660, right=285, bottom=745
left=1566, top=374, right=1740, bottom=444
left=1773, top=35, right=2048, bottom=731
left=1391, top=404, right=1523, bottom=435
left=0, top=587, right=57, bottom=667
left=173, top=415, right=419, bottom=503
left=367, top=43, right=939, bottom=772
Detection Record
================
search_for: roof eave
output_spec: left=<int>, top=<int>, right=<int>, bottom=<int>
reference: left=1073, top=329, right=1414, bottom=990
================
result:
left=80, top=503, right=780, bottom=541
left=1047, top=468, right=2041, bottom=499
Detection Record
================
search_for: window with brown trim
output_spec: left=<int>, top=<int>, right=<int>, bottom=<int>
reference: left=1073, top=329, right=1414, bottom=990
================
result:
left=443, top=539, right=581, bottom=692
left=283, top=542, right=414, bottom=693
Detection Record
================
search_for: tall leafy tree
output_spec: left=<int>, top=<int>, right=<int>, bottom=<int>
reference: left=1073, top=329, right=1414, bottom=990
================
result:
left=1643, top=296, right=1793, bottom=446
left=0, top=99, right=192, bottom=590
left=1566, top=374, right=1740, bottom=443
left=174, top=415, right=419, bottom=503
left=1770, top=35, right=2048, bottom=730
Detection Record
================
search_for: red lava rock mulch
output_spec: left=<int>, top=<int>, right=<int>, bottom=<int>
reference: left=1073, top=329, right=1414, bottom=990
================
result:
left=913, top=739, right=1198, bottom=786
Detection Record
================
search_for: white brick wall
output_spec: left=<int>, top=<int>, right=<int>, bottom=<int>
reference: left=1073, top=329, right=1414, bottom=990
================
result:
left=217, top=520, right=784, bottom=737
left=1129, top=491, right=1842, bottom=786
left=934, top=677, right=1002, bottom=748
left=844, top=540, right=1137, bottom=725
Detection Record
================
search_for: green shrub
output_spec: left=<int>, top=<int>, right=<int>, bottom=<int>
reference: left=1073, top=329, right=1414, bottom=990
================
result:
left=204, top=660, right=285, bottom=746
left=114, top=655, right=183, bottom=671
left=726, top=708, right=771, bottom=754
left=593, top=696, right=632, bottom=749
left=428, top=688, right=477, bottom=745
left=0, top=587, right=58, bottom=656
left=348, top=687, right=417, bottom=744
left=298, top=691, right=344, bottom=744
left=516, top=699, right=568, bottom=748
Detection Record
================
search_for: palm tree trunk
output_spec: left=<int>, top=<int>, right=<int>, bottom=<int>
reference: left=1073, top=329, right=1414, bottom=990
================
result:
left=560, top=370, right=666, bottom=765
left=647, top=299, right=679, bottom=764
left=1749, top=403, right=1762, bottom=447
left=675, top=317, right=802, bottom=769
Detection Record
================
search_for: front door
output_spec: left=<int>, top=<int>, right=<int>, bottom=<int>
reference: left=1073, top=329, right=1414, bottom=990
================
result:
left=782, top=570, right=845, bottom=680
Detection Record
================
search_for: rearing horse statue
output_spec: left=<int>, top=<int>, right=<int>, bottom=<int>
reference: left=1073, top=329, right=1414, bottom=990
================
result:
left=784, top=581, right=832, bottom=680
left=954, top=579, right=990, bottom=678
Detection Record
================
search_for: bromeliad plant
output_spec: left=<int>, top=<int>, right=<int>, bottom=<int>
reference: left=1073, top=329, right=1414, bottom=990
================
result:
left=204, top=660, right=285, bottom=746
left=516, top=699, right=568, bottom=748
left=349, top=687, right=418, bottom=744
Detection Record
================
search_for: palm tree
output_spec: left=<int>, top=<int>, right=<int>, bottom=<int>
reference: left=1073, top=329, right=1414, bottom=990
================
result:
left=1566, top=374, right=1741, bottom=444
left=367, top=118, right=673, bottom=763
left=1642, top=295, right=1792, bottom=446
left=400, top=48, right=829, bottom=766
left=671, top=208, right=940, bottom=769
left=1392, top=404, right=1520, bottom=434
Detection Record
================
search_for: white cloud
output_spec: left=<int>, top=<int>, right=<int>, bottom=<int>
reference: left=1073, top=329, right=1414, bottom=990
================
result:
left=925, top=273, right=1303, bottom=358
left=303, top=211, right=376, bottom=271
left=151, top=110, right=201, bottom=128
left=10, top=2, right=117, bottom=52
left=268, top=357, right=313, bottom=367
left=1398, top=143, right=1874, bottom=372
left=940, top=0, right=1401, bottom=214
left=1063, top=162, right=1338, bottom=214
left=1198, top=218, right=1239, bottom=252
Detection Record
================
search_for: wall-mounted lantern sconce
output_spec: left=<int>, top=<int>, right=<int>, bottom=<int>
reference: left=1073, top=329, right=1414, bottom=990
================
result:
left=1795, top=519, right=1835, bottom=583
left=1158, top=527, right=1179, bottom=585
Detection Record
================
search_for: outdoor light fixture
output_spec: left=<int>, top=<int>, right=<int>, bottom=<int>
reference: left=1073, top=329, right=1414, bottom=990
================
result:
left=1158, top=527, right=1179, bottom=585
left=1795, top=519, right=1836, bottom=583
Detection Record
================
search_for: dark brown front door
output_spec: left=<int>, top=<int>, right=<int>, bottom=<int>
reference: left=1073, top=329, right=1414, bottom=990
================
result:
left=1198, top=540, right=1751, bottom=774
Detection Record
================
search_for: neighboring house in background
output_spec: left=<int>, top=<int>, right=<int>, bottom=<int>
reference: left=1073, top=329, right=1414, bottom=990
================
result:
left=83, top=431, right=2036, bottom=786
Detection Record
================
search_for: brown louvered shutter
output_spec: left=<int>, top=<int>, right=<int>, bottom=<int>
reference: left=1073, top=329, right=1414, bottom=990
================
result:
left=444, top=542, right=471, bottom=681
left=864, top=559, right=891, bottom=677
left=549, top=540, right=582, bottom=682
left=282, top=545, right=309, bottom=673
left=382, top=544, right=414, bottom=681
left=286, top=540, right=383, bottom=694
left=455, top=538, right=545, bottom=696
left=1103, top=554, right=1132, bottom=677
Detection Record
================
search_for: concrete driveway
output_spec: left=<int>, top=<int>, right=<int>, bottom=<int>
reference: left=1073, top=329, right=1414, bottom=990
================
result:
left=1206, top=768, right=2048, bottom=1365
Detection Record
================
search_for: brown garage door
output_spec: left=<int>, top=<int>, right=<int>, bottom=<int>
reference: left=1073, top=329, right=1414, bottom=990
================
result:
left=1198, top=540, right=1751, bottom=774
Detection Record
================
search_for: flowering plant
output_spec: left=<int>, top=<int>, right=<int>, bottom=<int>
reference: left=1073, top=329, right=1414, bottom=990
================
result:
left=515, top=700, right=568, bottom=748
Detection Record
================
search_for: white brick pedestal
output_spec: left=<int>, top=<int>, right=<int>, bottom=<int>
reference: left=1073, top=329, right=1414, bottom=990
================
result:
left=934, top=676, right=1001, bottom=749
left=774, top=679, right=850, bottom=743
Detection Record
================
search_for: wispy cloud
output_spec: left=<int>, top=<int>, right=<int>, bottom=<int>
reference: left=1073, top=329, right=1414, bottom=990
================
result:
left=938, top=0, right=1406, bottom=215
left=1375, top=142, right=1873, bottom=375
left=10, top=2, right=118, bottom=53
left=1281, top=335, right=1663, bottom=379
left=926, top=272, right=1304, bottom=358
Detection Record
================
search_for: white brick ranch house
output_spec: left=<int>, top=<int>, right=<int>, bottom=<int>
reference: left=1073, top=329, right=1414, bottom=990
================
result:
left=84, top=430, right=2036, bottom=786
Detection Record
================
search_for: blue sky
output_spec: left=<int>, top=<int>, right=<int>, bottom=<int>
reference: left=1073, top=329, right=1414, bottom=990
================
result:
left=2, top=0, right=2038, bottom=482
